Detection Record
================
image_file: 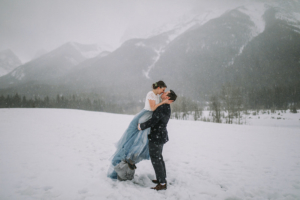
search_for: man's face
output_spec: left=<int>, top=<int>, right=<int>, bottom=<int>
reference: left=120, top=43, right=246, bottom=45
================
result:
left=161, top=91, right=170, bottom=100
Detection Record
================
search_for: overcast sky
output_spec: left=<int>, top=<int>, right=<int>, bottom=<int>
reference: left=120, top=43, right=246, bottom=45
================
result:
left=0, top=0, right=251, bottom=62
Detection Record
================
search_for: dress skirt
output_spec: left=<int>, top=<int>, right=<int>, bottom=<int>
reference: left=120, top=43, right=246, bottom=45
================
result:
left=107, top=109, right=152, bottom=179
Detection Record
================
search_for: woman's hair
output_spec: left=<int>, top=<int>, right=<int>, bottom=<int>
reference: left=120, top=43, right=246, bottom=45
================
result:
left=152, top=80, right=167, bottom=89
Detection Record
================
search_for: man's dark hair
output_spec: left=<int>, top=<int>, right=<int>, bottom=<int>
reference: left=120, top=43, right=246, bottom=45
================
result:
left=167, top=90, right=177, bottom=101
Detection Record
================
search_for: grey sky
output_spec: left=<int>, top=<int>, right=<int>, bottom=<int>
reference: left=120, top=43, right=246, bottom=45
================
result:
left=0, top=0, right=250, bottom=62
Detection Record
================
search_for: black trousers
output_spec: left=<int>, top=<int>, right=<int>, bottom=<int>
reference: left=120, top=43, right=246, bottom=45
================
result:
left=149, top=142, right=166, bottom=184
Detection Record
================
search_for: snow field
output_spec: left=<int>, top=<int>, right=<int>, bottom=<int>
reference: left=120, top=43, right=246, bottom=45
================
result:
left=187, top=110, right=300, bottom=128
left=0, top=108, right=300, bottom=200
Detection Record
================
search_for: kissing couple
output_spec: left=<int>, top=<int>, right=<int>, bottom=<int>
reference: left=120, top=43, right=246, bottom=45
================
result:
left=107, top=80, right=177, bottom=191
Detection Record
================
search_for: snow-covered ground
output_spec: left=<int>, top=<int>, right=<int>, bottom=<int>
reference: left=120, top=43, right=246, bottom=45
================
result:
left=181, top=110, right=300, bottom=129
left=243, top=110, right=300, bottom=128
left=1, top=108, right=300, bottom=200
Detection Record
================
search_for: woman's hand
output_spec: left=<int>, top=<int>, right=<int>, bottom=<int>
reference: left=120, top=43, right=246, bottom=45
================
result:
left=138, top=124, right=141, bottom=130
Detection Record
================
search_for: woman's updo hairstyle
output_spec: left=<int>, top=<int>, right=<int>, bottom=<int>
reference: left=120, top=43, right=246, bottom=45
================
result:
left=152, top=80, right=167, bottom=89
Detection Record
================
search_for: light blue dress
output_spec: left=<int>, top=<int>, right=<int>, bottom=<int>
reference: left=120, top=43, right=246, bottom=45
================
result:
left=107, top=109, right=153, bottom=179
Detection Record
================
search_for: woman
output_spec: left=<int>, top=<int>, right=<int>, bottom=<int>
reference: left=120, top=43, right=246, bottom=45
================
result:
left=107, top=81, right=171, bottom=179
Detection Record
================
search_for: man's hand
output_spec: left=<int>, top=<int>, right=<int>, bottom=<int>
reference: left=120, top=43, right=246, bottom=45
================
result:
left=138, top=124, right=141, bottom=130
left=166, top=100, right=174, bottom=104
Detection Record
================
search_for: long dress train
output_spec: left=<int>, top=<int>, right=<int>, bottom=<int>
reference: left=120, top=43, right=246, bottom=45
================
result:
left=107, top=109, right=152, bottom=179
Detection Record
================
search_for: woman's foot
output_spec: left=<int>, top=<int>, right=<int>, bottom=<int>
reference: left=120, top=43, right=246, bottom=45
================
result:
left=127, top=163, right=136, bottom=170
left=126, top=159, right=137, bottom=170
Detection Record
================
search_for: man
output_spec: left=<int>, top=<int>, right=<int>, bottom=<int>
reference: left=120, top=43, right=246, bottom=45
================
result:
left=138, top=90, right=177, bottom=191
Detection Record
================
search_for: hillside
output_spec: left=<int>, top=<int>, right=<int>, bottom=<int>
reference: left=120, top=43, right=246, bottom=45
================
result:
left=0, top=1, right=299, bottom=103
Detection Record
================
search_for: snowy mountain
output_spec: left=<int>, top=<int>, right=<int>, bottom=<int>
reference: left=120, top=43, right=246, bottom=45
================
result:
left=0, top=1, right=299, bottom=101
left=148, top=7, right=263, bottom=97
left=61, top=2, right=300, bottom=100
left=150, top=4, right=300, bottom=97
left=32, top=49, right=48, bottom=60
left=121, top=0, right=299, bottom=44
left=69, top=42, right=110, bottom=59
left=0, top=42, right=109, bottom=90
left=265, top=0, right=300, bottom=31
left=0, top=49, right=22, bottom=77
left=120, top=7, right=229, bottom=46
left=59, top=37, right=164, bottom=97
left=226, top=7, right=300, bottom=89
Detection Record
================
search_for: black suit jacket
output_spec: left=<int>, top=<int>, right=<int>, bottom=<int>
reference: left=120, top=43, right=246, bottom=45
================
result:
left=140, top=104, right=171, bottom=144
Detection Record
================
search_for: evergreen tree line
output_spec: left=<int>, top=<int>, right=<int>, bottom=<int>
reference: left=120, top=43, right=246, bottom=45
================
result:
left=246, top=85, right=300, bottom=110
left=1, top=84, right=299, bottom=122
left=0, top=94, right=124, bottom=114
left=170, top=96, right=203, bottom=120
left=210, top=84, right=300, bottom=124
left=169, top=84, right=300, bottom=123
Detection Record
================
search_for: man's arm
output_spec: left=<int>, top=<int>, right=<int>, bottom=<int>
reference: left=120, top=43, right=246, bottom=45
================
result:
left=139, top=105, right=165, bottom=130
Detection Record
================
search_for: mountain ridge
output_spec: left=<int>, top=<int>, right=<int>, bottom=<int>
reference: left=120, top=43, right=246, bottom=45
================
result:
left=0, top=2, right=299, bottom=102
left=0, top=49, right=22, bottom=77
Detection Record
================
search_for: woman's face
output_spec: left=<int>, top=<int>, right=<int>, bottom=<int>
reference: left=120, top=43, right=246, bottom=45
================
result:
left=158, top=87, right=166, bottom=94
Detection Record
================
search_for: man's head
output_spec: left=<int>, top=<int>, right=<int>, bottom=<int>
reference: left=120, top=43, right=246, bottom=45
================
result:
left=161, top=90, right=177, bottom=102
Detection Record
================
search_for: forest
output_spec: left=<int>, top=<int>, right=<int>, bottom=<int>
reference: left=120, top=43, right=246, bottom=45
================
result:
left=1, top=84, right=299, bottom=125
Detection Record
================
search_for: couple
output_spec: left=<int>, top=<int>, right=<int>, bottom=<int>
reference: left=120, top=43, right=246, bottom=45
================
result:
left=107, top=80, right=177, bottom=191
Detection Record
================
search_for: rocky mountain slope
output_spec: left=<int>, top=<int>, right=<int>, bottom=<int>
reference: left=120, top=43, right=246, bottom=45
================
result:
left=0, top=49, right=22, bottom=77
left=0, top=42, right=108, bottom=89
left=0, top=1, right=299, bottom=101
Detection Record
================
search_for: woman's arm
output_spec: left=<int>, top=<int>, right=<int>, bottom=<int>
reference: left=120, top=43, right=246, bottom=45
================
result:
left=149, top=99, right=169, bottom=111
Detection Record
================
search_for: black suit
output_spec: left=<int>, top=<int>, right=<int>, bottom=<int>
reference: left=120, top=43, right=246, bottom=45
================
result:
left=140, top=104, right=171, bottom=144
left=140, top=104, right=171, bottom=184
